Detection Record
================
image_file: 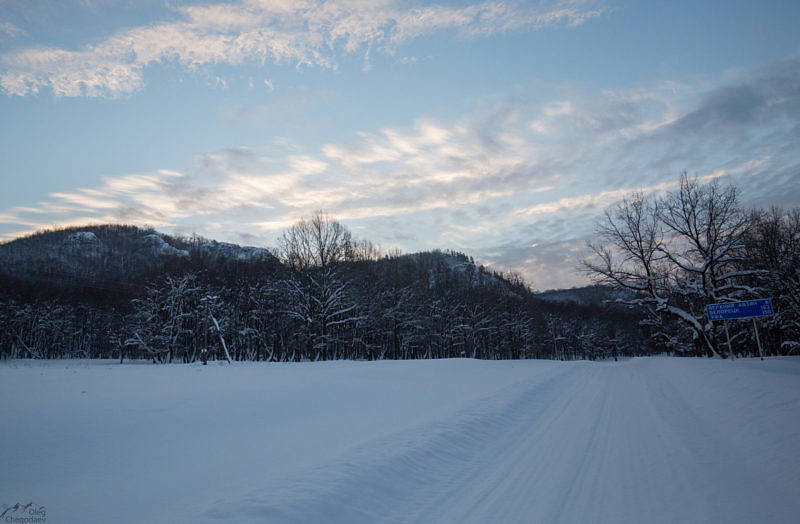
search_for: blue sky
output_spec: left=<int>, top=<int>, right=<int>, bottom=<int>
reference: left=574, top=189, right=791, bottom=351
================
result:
left=1, top=0, right=799, bottom=289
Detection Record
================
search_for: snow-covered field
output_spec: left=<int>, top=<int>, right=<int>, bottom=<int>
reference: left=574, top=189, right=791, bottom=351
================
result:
left=1, top=357, right=799, bottom=523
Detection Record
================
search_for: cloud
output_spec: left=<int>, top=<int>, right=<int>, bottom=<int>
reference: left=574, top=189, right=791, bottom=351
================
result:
left=0, top=21, right=27, bottom=40
left=0, top=0, right=605, bottom=97
left=2, top=56, right=799, bottom=288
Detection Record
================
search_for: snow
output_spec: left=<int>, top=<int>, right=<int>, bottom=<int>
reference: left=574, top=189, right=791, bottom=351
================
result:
left=143, top=233, right=189, bottom=257
left=67, top=231, right=100, bottom=244
left=200, top=241, right=273, bottom=261
left=1, top=357, right=798, bottom=523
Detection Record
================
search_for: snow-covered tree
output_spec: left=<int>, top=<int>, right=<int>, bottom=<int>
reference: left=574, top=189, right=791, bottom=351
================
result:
left=584, top=174, right=759, bottom=357
left=278, top=212, right=361, bottom=360
left=744, top=208, right=800, bottom=354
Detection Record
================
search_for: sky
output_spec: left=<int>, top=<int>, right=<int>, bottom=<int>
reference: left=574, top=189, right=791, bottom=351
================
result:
left=1, top=0, right=799, bottom=290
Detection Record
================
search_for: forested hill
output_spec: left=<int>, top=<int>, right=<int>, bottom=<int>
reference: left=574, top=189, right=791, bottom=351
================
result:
left=0, top=224, right=280, bottom=297
left=0, top=224, right=649, bottom=362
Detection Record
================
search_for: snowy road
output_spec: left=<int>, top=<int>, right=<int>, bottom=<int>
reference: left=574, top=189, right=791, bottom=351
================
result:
left=2, top=358, right=799, bottom=523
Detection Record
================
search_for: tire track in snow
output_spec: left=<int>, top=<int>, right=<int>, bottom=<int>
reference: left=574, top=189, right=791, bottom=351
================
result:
left=195, top=364, right=581, bottom=524
left=638, top=359, right=800, bottom=524
left=194, top=359, right=800, bottom=524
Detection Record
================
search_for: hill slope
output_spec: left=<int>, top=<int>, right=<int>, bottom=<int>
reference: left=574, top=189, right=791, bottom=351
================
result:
left=0, top=225, right=278, bottom=295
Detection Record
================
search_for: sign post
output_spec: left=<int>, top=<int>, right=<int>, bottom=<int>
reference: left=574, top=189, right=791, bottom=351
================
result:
left=752, top=318, right=764, bottom=360
left=706, top=299, right=774, bottom=360
left=723, top=320, right=733, bottom=360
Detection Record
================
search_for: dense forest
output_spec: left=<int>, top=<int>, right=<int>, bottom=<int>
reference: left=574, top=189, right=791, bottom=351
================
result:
left=0, top=221, right=647, bottom=362
left=1, top=176, right=797, bottom=363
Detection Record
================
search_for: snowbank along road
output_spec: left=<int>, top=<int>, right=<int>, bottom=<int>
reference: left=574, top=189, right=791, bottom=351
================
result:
left=1, top=357, right=798, bottom=523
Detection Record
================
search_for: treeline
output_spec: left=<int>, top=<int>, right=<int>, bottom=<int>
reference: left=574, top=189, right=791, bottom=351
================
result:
left=584, top=174, right=800, bottom=358
left=4, top=174, right=795, bottom=364
left=0, top=216, right=648, bottom=362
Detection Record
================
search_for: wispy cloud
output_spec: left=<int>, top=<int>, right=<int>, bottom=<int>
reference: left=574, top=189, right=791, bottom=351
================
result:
left=0, top=21, right=28, bottom=40
left=2, top=57, right=798, bottom=288
left=0, top=0, right=604, bottom=97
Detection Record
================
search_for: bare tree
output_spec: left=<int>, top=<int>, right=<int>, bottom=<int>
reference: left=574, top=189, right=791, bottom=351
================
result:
left=745, top=208, right=800, bottom=354
left=277, top=212, right=360, bottom=360
left=279, top=211, right=352, bottom=272
left=583, top=174, right=757, bottom=357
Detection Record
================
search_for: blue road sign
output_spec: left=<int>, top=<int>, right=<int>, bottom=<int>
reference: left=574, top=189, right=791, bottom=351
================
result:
left=706, top=299, right=774, bottom=321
